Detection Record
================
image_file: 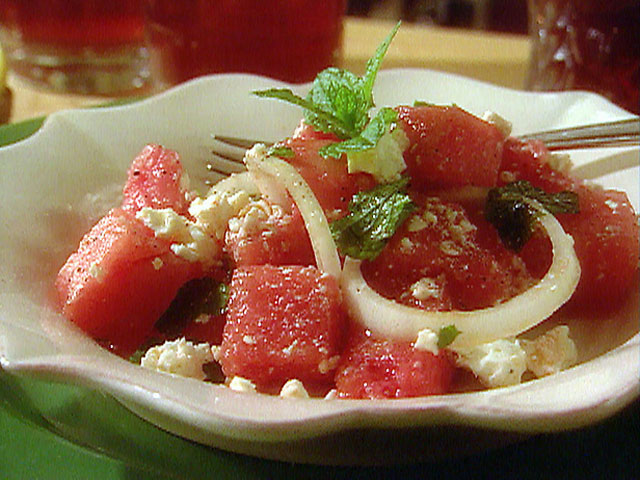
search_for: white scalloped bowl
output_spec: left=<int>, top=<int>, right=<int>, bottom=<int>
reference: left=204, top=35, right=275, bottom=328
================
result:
left=0, top=71, right=638, bottom=465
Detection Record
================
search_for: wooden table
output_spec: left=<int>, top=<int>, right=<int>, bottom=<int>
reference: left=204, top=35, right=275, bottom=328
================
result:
left=4, top=17, right=531, bottom=124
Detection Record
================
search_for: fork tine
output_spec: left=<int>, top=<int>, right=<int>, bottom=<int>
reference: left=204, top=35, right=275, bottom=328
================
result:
left=213, top=135, right=265, bottom=150
left=206, top=155, right=247, bottom=175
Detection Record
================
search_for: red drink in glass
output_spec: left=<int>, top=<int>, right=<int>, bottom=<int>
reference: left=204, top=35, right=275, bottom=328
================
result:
left=527, top=0, right=639, bottom=114
left=0, top=0, right=149, bottom=95
left=144, top=0, right=346, bottom=87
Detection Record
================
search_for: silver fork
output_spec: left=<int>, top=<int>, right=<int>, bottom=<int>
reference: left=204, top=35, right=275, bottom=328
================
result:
left=207, top=117, right=639, bottom=177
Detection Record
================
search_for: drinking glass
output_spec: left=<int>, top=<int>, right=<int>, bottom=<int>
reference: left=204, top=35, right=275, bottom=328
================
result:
left=526, top=0, right=639, bottom=114
left=143, top=0, right=346, bottom=89
left=0, top=0, right=149, bottom=96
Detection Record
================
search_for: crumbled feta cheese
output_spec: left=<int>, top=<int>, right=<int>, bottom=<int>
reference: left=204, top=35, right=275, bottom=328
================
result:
left=399, top=237, right=415, bottom=253
left=324, top=389, right=338, bottom=400
left=521, top=325, right=578, bottom=378
left=136, top=207, right=218, bottom=264
left=140, top=338, right=213, bottom=380
left=242, top=334, right=256, bottom=345
left=318, top=355, right=340, bottom=374
left=410, top=277, right=442, bottom=301
left=191, top=187, right=253, bottom=241
left=227, top=199, right=286, bottom=240
left=407, top=214, right=429, bottom=232
left=136, top=207, right=192, bottom=241
left=228, top=376, right=257, bottom=393
left=151, top=257, right=164, bottom=270
left=414, top=328, right=439, bottom=355
left=282, top=339, right=299, bottom=356
left=170, top=222, right=219, bottom=263
left=279, top=379, right=310, bottom=399
left=347, top=126, right=409, bottom=182
left=459, top=338, right=527, bottom=388
left=545, top=153, right=573, bottom=173
left=88, top=262, right=105, bottom=282
left=211, top=345, right=221, bottom=362
left=440, top=240, right=461, bottom=256
left=482, top=111, right=512, bottom=137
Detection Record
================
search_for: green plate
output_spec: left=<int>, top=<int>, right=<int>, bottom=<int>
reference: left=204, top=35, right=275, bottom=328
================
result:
left=0, top=109, right=637, bottom=480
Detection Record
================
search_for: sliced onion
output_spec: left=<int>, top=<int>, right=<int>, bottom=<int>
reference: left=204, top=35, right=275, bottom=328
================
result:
left=341, top=206, right=581, bottom=351
left=245, top=147, right=342, bottom=279
left=205, top=171, right=260, bottom=198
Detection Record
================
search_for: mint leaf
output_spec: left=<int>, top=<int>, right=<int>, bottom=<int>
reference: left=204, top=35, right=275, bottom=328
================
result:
left=253, top=88, right=351, bottom=138
left=253, top=22, right=400, bottom=142
left=305, top=68, right=368, bottom=138
left=361, top=21, right=400, bottom=104
left=268, top=144, right=294, bottom=158
left=319, top=107, right=398, bottom=159
left=330, top=176, right=415, bottom=260
left=486, top=180, right=579, bottom=251
left=437, top=325, right=461, bottom=349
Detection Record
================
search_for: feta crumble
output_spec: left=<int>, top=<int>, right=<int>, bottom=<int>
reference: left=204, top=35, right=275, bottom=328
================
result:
left=228, top=376, right=257, bottom=393
left=414, top=328, right=439, bottom=355
left=279, top=379, right=310, bottom=399
left=482, top=111, right=512, bottom=137
left=140, top=338, right=213, bottom=380
left=521, top=325, right=577, bottom=378
left=347, top=126, right=409, bottom=182
left=459, top=338, right=527, bottom=388
left=410, top=278, right=442, bottom=301
left=88, top=262, right=105, bottom=282
left=136, top=207, right=218, bottom=264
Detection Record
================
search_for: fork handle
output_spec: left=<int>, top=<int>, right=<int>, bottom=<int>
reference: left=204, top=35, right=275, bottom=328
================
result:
left=519, top=118, right=640, bottom=150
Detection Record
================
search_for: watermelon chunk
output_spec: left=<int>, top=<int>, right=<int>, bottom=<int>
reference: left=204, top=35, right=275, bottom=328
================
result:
left=56, top=144, right=204, bottom=356
left=335, top=328, right=455, bottom=399
left=224, top=202, right=315, bottom=267
left=122, top=144, right=191, bottom=215
left=219, top=265, right=346, bottom=392
left=361, top=196, right=534, bottom=311
left=397, top=105, right=505, bottom=188
left=55, top=208, right=202, bottom=356
left=285, top=134, right=376, bottom=218
left=499, top=138, right=640, bottom=309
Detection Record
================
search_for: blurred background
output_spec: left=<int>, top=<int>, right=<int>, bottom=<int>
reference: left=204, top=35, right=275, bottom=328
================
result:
left=347, top=0, right=528, bottom=33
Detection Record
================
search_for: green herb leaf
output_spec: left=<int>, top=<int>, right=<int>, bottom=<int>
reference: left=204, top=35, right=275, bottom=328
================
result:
left=319, top=107, right=398, bottom=159
left=305, top=68, right=368, bottom=138
left=253, top=88, right=352, bottom=138
left=330, top=176, right=415, bottom=260
left=437, top=325, right=461, bottom=349
left=361, top=21, right=401, bottom=105
left=253, top=22, right=400, bottom=142
left=485, top=180, right=579, bottom=251
left=268, top=144, right=294, bottom=158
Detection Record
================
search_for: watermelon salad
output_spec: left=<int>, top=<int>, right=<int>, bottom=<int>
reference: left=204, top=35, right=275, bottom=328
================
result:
left=55, top=25, right=639, bottom=399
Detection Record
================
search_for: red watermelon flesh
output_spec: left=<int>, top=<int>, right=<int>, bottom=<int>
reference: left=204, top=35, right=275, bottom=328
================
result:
left=122, top=144, right=191, bottom=215
left=56, top=144, right=204, bottom=356
left=55, top=207, right=202, bottom=356
left=285, top=134, right=376, bottom=219
left=335, top=327, right=455, bottom=399
left=397, top=105, right=505, bottom=188
left=224, top=202, right=315, bottom=267
left=361, top=196, right=535, bottom=311
left=219, top=265, right=346, bottom=392
left=499, top=138, right=639, bottom=309
left=181, top=313, right=227, bottom=345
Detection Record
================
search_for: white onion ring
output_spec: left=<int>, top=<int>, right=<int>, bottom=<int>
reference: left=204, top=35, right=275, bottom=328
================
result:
left=206, top=171, right=260, bottom=198
left=245, top=147, right=342, bottom=279
left=341, top=205, right=581, bottom=351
